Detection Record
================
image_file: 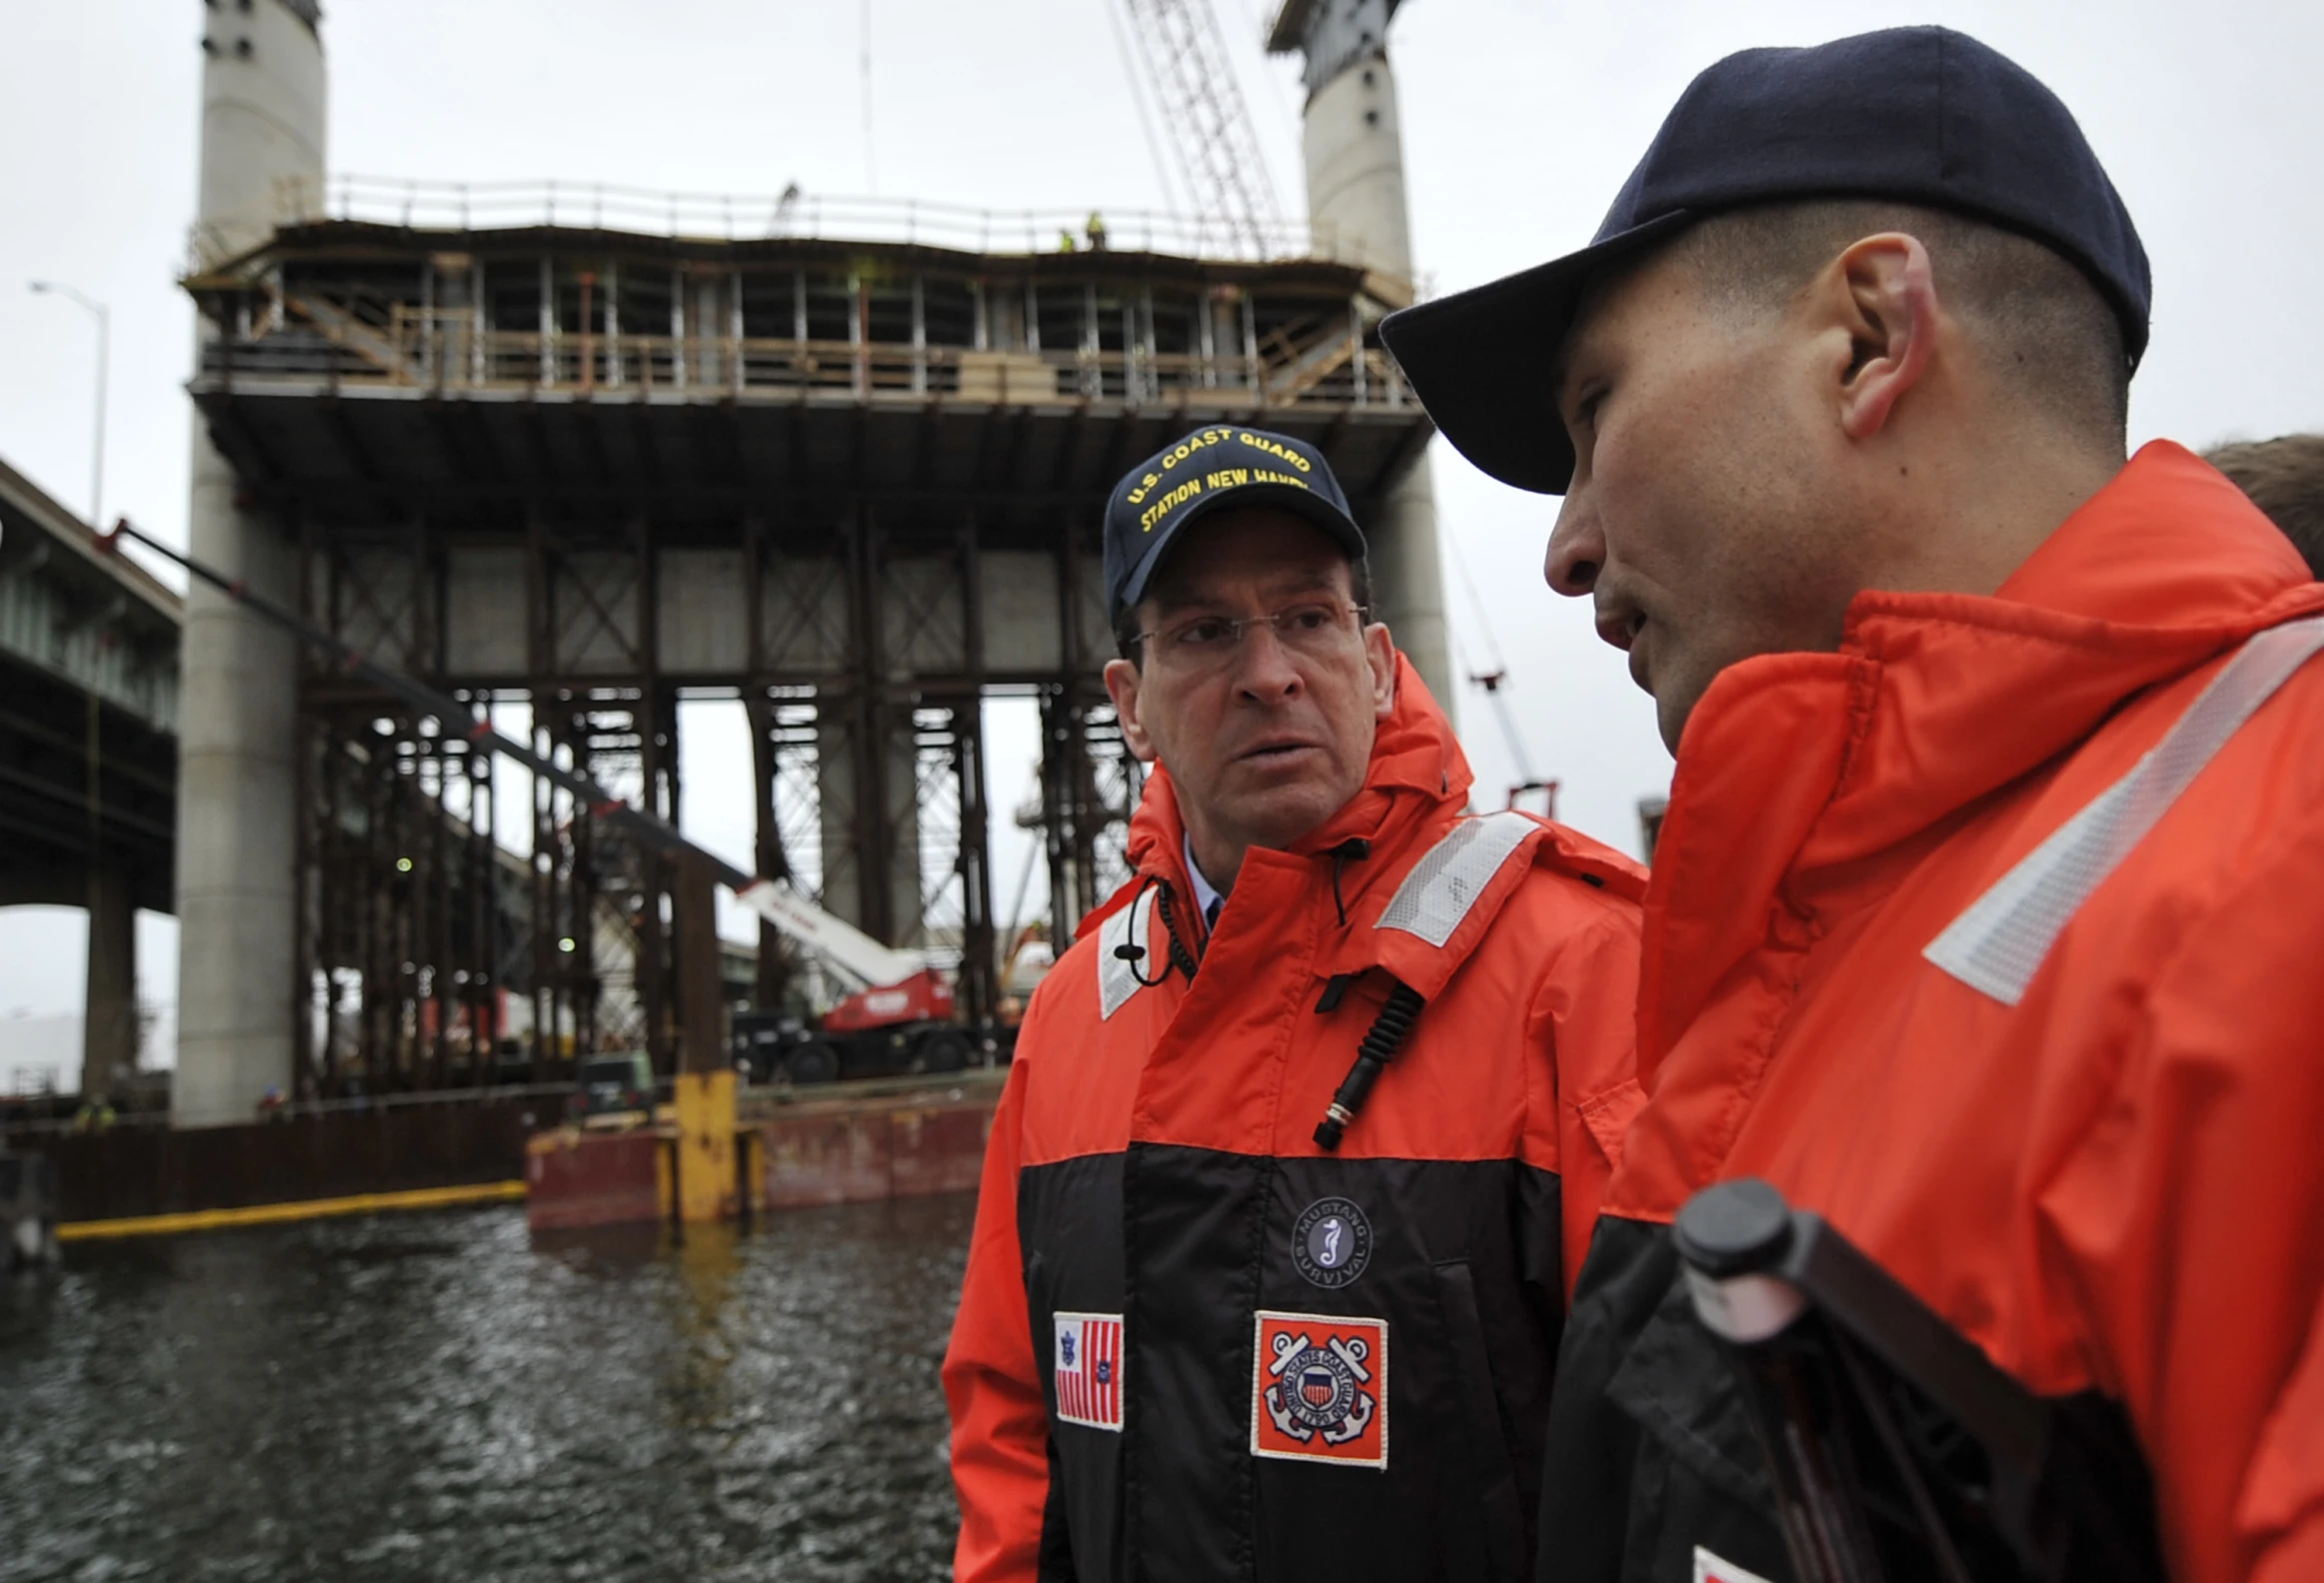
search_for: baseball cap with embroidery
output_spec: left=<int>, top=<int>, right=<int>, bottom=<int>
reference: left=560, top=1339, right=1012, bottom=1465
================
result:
left=1378, top=25, right=2152, bottom=495
left=1103, top=426, right=1366, bottom=627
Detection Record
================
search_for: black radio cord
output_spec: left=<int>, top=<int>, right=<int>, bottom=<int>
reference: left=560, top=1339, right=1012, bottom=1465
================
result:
left=1115, top=874, right=1203, bottom=988
left=1313, top=978, right=1424, bottom=1151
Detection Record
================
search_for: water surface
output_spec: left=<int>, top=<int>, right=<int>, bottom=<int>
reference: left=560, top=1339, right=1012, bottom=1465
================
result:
left=1, top=1197, right=973, bottom=1581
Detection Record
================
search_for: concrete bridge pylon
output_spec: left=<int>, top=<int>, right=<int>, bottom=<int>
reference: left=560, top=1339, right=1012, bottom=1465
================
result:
left=1269, top=0, right=1452, bottom=721
left=175, top=0, right=326, bottom=1126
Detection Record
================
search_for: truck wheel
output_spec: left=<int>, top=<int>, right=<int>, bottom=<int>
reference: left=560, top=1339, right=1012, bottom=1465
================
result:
left=917, top=1030, right=972, bottom=1073
left=787, top=1041, right=841, bottom=1085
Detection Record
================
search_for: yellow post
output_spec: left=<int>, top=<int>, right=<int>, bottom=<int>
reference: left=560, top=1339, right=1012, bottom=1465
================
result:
left=671, top=848, right=741, bottom=1224
left=674, top=1068, right=738, bottom=1223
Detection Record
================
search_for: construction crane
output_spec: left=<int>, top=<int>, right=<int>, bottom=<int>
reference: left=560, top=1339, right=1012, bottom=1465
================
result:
left=1466, top=668, right=1557, bottom=816
left=1448, top=536, right=1558, bottom=816
left=1118, top=0, right=1283, bottom=253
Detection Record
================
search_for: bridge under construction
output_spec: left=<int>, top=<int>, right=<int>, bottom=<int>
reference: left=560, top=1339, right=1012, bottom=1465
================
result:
left=164, top=0, right=1446, bottom=1127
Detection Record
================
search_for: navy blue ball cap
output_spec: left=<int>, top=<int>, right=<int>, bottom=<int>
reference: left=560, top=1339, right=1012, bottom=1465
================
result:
left=1103, top=426, right=1366, bottom=626
left=1379, top=26, right=2151, bottom=496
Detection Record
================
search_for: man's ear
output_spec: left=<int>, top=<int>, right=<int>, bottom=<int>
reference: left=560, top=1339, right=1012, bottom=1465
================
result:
left=1104, top=657, right=1159, bottom=764
left=1826, top=232, right=1940, bottom=441
left=1363, top=622, right=1396, bottom=720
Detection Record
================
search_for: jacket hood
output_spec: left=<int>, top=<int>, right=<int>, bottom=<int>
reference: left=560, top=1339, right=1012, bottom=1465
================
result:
left=1640, top=441, right=2324, bottom=1069
left=1112, top=653, right=1470, bottom=910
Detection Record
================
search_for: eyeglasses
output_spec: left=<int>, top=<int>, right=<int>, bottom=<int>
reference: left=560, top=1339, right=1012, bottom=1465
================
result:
left=1134, top=602, right=1369, bottom=673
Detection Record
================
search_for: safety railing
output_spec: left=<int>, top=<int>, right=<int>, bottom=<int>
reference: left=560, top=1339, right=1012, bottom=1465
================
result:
left=203, top=294, right=1412, bottom=411
left=191, top=174, right=1383, bottom=274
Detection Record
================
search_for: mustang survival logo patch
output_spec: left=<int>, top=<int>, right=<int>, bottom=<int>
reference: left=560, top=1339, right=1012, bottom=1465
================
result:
left=1291, top=1196, right=1372, bottom=1288
left=1250, top=1310, right=1387, bottom=1468
left=1053, top=1311, right=1123, bottom=1432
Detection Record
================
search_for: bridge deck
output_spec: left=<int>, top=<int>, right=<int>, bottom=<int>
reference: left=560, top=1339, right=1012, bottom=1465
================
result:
left=0, top=459, right=179, bottom=913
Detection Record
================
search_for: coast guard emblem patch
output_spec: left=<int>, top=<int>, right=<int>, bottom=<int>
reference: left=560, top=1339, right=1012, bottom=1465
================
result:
left=1053, top=1312, right=1123, bottom=1431
left=1250, top=1310, right=1387, bottom=1468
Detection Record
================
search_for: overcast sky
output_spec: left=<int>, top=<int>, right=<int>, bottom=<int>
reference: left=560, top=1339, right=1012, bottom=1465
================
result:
left=4, top=0, right=2321, bottom=1066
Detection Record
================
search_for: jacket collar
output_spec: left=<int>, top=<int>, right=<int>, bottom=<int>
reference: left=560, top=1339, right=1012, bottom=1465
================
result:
left=1640, top=441, right=2324, bottom=1071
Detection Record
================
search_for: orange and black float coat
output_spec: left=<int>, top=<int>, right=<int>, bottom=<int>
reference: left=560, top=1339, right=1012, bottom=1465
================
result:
left=1538, top=445, right=2324, bottom=1583
left=943, top=659, right=1645, bottom=1583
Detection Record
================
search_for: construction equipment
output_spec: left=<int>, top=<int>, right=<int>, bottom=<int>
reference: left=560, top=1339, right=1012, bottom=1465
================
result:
left=98, top=520, right=995, bottom=1165
left=1119, top=0, right=1283, bottom=255
left=728, top=971, right=976, bottom=1086
left=1468, top=668, right=1558, bottom=815
left=1448, top=535, right=1558, bottom=814
left=1672, top=1178, right=2168, bottom=1583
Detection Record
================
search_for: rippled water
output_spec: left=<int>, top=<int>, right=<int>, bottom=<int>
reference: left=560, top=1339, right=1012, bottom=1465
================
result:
left=0, top=1197, right=974, bottom=1582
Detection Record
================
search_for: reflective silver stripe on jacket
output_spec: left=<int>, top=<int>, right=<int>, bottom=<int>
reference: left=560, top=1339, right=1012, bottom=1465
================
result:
left=1925, top=612, right=2324, bottom=1005
left=1098, top=889, right=1158, bottom=1020
left=1377, top=809, right=1537, bottom=947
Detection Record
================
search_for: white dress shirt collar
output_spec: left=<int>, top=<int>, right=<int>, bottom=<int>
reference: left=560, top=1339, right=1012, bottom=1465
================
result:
left=1182, top=830, right=1225, bottom=928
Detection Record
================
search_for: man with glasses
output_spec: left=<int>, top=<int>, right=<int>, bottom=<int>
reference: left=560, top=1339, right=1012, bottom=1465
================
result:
left=944, top=426, right=1646, bottom=1582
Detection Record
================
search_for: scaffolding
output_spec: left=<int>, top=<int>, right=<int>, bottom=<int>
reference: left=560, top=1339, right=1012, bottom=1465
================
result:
left=186, top=210, right=1431, bottom=1097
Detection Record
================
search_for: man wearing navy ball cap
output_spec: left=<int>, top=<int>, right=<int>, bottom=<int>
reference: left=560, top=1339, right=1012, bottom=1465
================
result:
left=1382, top=25, right=2324, bottom=1583
left=943, top=424, right=1649, bottom=1582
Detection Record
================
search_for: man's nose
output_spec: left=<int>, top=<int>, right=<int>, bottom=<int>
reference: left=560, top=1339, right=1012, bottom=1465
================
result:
left=1232, top=621, right=1303, bottom=699
left=1545, top=494, right=1604, bottom=599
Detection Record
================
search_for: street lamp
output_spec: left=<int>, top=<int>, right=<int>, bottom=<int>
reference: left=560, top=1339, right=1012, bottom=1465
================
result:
left=27, top=280, right=110, bottom=531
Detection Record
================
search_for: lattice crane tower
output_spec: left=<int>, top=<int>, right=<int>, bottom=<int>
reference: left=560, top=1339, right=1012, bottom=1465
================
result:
left=1121, top=0, right=1285, bottom=255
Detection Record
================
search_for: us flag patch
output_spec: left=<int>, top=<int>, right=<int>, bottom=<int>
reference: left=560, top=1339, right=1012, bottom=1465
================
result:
left=1053, top=1311, right=1124, bottom=1431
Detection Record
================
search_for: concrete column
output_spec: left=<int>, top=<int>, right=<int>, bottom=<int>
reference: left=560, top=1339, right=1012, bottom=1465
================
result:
left=191, top=1, right=328, bottom=267
left=175, top=432, right=301, bottom=1125
left=81, top=865, right=137, bottom=1103
left=1369, top=449, right=1451, bottom=711
left=1303, top=54, right=1415, bottom=279
left=815, top=711, right=924, bottom=949
left=1279, top=18, right=1455, bottom=714
left=174, top=0, right=325, bottom=1125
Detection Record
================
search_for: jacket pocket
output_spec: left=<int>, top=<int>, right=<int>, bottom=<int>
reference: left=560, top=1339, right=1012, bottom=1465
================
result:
left=1435, top=1259, right=1526, bottom=1581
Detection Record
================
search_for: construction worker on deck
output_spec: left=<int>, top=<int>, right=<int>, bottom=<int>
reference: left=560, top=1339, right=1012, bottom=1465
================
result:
left=943, top=425, right=1646, bottom=1581
left=1383, top=25, right=2324, bottom=1583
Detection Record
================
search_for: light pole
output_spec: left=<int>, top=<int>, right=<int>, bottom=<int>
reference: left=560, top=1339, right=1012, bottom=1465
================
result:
left=28, top=280, right=110, bottom=531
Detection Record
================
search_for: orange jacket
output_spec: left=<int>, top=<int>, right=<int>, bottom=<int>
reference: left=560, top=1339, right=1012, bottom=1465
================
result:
left=943, top=659, right=1644, bottom=1583
left=1536, top=444, right=2324, bottom=1583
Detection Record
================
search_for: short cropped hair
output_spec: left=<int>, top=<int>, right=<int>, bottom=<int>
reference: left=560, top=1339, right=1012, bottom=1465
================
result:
left=1114, top=553, right=1373, bottom=665
left=2205, top=435, right=2324, bottom=579
left=1664, top=199, right=2131, bottom=447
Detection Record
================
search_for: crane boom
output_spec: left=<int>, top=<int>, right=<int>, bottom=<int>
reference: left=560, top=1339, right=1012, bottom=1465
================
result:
left=99, top=518, right=924, bottom=995
left=740, top=877, right=922, bottom=991
left=1471, top=670, right=1540, bottom=787
left=1120, top=0, right=1282, bottom=254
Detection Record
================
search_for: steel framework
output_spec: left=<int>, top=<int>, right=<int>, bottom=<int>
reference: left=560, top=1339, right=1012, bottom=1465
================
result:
left=1121, top=0, right=1285, bottom=256
left=186, top=220, right=1428, bottom=1097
